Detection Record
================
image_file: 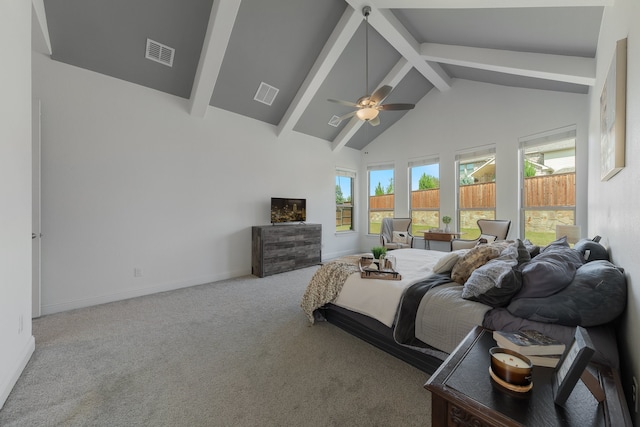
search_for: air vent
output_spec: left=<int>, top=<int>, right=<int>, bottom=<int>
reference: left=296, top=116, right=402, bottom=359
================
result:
left=328, top=115, right=342, bottom=127
left=254, top=82, right=279, bottom=106
left=145, top=38, right=174, bottom=67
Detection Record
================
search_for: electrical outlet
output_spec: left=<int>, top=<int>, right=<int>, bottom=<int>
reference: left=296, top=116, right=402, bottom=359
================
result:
left=134, top=267, right=143, bottom=278
left=633, top=376, right=638, bottom=413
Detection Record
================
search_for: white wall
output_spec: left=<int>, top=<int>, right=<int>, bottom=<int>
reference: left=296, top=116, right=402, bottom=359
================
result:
left=28, top=5, right=640, bottom=418
left=32, top=53, right=361, bottom=315
left=358, top=79, right=589, bottom=250
left=588, top=0, right=640, bottom=422
left=0, top=0, right=36, bottom=409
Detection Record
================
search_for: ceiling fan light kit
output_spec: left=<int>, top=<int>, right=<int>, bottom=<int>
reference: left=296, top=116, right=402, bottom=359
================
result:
left=356, top=107, right=379, bottom=121
left=327, top=6, right=415, bottom=126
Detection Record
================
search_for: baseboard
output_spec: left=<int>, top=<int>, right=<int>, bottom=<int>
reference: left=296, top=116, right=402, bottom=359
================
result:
left=323, top=249, right=363, bottom=261
left=0, top=335, right=35, bottom=409
left=40, top=269, right=247, bottom=316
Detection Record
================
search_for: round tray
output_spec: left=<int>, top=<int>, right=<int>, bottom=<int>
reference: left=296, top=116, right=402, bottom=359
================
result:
left=489, top=367, right=533, bottom=393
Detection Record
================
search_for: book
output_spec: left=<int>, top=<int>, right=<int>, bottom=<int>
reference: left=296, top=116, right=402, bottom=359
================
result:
left=527, top=354, right=561, bottom=368
left=493, top=330, right=566, bottom=356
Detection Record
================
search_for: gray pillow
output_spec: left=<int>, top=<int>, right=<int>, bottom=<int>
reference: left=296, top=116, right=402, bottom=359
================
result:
left=541, top=235, right=570, bottom=252
left=573, top=239, right=609, bottom=262
left=513, top=245, right=584, bottom=300
left=540, top=238, right=584, bottom=268
left=507, top=260, right=627, bottom=327
left=462, top=240, right=528, bottom=307
left=523, top=239, right=540, bottom=258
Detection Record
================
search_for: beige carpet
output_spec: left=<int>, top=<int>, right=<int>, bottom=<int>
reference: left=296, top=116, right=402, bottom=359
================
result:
left=0, top=266, right=432, bottom=426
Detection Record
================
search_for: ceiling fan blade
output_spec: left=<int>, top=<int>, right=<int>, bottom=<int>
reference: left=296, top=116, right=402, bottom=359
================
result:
left=369, top=85, right=392, bottom=105
left=378, top=103, right=415, bottom=111
left=369, top=116, right=381, bottom=126
left=328, top=98, right=359, bottom=108
left=338, top=111, right=358, bottom=121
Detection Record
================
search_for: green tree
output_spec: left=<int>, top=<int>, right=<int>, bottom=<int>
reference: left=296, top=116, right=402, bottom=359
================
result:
left=418, top=173, right=439, bottom=189
left=524, top=160, right=537, bottom=177
left=385, top=178, right=394, bottom=194
left=374, top=182, right=385, bottom=196
left=335, top=184, right=344, bottom=204
left=460, top=171, right=475, bottom=185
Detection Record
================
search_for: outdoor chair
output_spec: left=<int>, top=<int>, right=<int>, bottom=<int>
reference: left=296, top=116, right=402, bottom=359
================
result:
left=380, top=218, right=413, bottom=250
left=451, top=219, right=511, bottom=251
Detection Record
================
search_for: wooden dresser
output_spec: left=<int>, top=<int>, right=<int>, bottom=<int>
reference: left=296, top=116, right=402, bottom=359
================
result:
left=251, top=224, right=321, bottom=277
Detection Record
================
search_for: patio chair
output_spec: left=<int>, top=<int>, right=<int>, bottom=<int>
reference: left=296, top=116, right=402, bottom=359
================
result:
left=380, top=218, right=413, bottom=250
left=451, top=219, right=511, bottom=251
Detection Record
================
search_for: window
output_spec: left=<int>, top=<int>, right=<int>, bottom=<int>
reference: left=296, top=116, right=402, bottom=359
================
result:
left=410, top=158, right=440, bottom=235
left=336, top=169, right=355, bottom=232
left=456, top=147, right=496, bottom=238
left=368, top=165, right=394, bottom=234
left=520, top=127, right=576, bottom=246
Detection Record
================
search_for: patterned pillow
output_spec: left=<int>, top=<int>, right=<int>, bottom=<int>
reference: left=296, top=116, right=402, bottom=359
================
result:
left=479, top=234, right=497, bottom=244
left=451, top=244, right=505, bottom=284
left=392, top=231, right=409, bottom=244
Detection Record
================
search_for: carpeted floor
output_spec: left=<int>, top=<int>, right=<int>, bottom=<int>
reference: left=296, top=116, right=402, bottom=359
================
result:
left=0, top=266, right=432, bottom=426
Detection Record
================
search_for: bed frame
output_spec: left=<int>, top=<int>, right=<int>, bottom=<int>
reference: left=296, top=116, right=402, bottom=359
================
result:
left=319, top=304, right=445, bottom=374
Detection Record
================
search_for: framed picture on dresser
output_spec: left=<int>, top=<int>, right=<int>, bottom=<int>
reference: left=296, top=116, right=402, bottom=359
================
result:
left=552, top=327, right=596, bottom=405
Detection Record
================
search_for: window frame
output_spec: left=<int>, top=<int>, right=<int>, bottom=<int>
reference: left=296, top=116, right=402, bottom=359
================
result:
left=455, top=145, right=497, bottom=237
left=335, top=168, right=355, bottom=233
left=367, top=163, right=395, bottom=235
left=518, top=126, right=577, bottom=245
left=409, top=157, right=440, bottom=236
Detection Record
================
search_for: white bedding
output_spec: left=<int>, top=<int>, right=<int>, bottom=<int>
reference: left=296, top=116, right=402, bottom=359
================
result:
left=333, top=248, right=448, bottom=327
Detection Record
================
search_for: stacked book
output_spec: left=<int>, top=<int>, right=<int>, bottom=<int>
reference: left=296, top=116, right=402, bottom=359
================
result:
left=493, top=329, right=566, bottom=368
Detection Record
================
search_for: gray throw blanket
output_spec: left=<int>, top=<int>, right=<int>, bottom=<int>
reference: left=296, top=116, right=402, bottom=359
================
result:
left=381, top=218, right=395, bottom=244
left=392, top=273, right=453, bottom=359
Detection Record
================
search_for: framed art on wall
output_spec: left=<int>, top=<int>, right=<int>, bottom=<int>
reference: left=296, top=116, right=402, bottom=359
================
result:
left=600, top=38, right=627, bottom=181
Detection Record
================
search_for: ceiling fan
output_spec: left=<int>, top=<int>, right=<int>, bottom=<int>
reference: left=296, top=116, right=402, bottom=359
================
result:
left=328, top=6, right=415, bottom=127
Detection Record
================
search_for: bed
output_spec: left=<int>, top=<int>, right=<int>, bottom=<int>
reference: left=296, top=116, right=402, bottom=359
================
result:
left=301, top=239, right=626, bottom=374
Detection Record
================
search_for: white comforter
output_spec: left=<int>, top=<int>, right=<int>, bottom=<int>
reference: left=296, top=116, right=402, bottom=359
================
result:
left=333, top=249, right=448, bottom=327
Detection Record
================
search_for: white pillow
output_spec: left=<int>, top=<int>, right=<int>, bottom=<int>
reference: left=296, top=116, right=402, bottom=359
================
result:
left=392, top=231, right=409, bottom=244
left=432, top=252, right=461, bottom=274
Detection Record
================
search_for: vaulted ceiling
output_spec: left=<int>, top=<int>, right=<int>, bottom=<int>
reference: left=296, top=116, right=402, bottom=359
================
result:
left=37, top=0, right=605, bottom=151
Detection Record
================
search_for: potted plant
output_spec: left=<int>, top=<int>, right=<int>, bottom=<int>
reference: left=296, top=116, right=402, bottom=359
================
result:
left=371, top=246, right=387, bottom=264
left=442, top=215, right=452, bottom=232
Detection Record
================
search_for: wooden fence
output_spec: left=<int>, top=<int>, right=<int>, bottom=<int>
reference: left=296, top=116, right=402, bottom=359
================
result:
left=369, top=194, right=394, bottom=210
left=364, top=173, right=575, bottom=211
left=411, top=189, right=439, bottom=208
left=523, top=173, right=575, bottom=207
left=459, top=182, right=496, bottom=209
left=336, top=205, right=352, bottom=227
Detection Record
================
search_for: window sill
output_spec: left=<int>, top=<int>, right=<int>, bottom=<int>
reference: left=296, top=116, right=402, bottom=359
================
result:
left=335, top=230, right=357, bottom=237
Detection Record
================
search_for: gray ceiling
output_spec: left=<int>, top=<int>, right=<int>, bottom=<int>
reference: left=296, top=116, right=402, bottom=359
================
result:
left=41, top=0, right=603, bottom=151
